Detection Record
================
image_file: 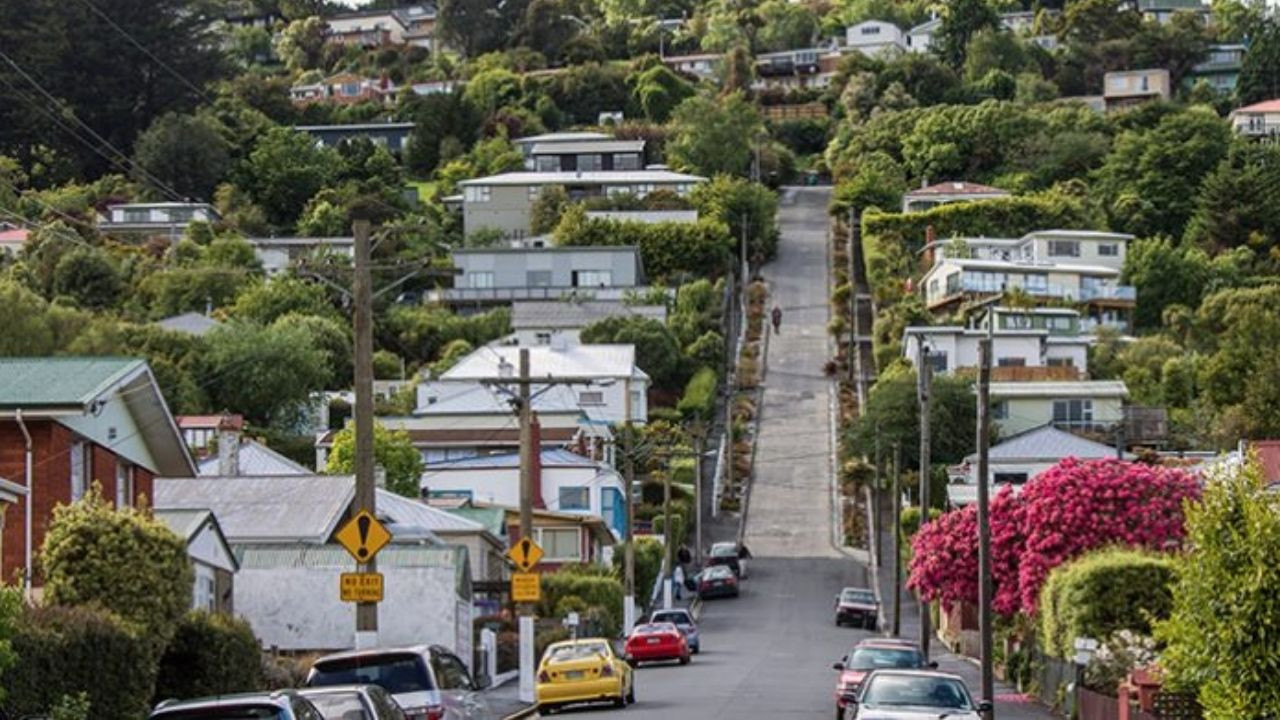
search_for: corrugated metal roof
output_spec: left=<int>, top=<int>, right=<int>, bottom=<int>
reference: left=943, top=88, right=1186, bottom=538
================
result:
left=511, top=301, right=668, bottom=330
left=905, top=181, right=1009, bottom=198
left=155, top=476, right=355, bottom=543
left=969, top=425, right=1126, bottom=462
left=443, top=344, right=646, bottom=381
left=989, top=380, right=1128, bottom=398
left=234, top=543, right=460, bottom=569
left=153, top=508, right=213, bottom=541
left=458, top=170, right=705, bottom=186
left=0, top=357, right=142, bottom=408
left=447, top=506, right=507, bottom=537
left=425, top=448, right=597, bottom=471
left=529, top=140, right=645, bottom=155
left=416, top=382, right=585, bottom=416
left=377, top=490, right=485, bottom=533
left=196, top=439, right=312, bottom=477
left=515, top=131, right=610, bottom=145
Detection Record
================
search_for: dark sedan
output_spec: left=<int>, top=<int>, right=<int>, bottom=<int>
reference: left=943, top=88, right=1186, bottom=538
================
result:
left=697, top=565, right=740, bottom=600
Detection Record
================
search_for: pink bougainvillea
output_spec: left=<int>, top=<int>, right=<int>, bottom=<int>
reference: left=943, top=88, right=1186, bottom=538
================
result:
left=908, top=458, right=1200, bottom=616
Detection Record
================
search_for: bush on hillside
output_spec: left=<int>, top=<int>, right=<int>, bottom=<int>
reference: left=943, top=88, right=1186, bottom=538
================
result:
left=553, top=207, right=734, bottom=281
left=677, top=366, right=718, bottom=420
left=153, top=611, right=265, bottom=703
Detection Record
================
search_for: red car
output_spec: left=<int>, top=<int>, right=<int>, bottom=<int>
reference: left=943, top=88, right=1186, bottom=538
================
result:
left=623, top=622, right=691, bottom=666
left=832, top=639, right=935, bottom=719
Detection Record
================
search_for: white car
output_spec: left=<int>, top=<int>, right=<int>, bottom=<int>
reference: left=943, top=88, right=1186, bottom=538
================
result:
left=307, top=645, right=488, bottom=720
left=845, top=669, right=991, bottom=720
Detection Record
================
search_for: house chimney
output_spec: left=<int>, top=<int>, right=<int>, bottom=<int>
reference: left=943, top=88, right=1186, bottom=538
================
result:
left=531, top=414, right=545, bottom=509
left=216, top=414, right=242, bottom=476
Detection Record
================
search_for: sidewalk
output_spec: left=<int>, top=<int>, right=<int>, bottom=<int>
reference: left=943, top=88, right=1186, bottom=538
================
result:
left=868, top=492, right=1059, bottom=720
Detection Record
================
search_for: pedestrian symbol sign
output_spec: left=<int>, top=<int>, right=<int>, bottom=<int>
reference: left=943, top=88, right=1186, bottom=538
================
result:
left=336, top=510, right=392, bottom=564
left=507, top=537, right=544, bottom=572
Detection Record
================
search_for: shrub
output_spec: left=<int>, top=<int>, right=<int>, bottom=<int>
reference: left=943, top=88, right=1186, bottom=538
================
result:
left=154, top=611, right=265, bottom=703
left=900, top=506, right=942, bottom=539
left=677, top=366, right=718, bottom=420
left=538, top=572, right=624, bottom=636
left=553, top=207, right=734, bottom=281
left=1038, top=548, right=1175, bottom=660
left=612, top=538, right=663, bottom=610
left=1, top=605, right=159, bottom=719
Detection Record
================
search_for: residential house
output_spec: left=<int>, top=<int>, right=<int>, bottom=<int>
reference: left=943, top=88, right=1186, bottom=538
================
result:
left=324, top=7, right=408, bottom=46
left=1230, top=98, right=1280, bottom=140
left=410, top=80, right=458, bottom=96
left=155, top=474, right=474, bottom=658
left=524, top=138, right=647, bottom=172
left=294, top=123, right=416, bottom=154
left=377, top=491, right=506, bottom=585
left=98, top=202, right=220, bottom=241
left=0, top=358, right=196, bottom=586
left=178, top=414, right=242, bottom=455
left=441, top=343, right=649, bottom=425
left=245, top=235, right=354, bottom=275
left=754, top=48, right=825, bottom=90
left=511, top=300, right=668, bottom=347
left=0, top=478, right=26, bottom=572
left=1103, top=69, right=1171, bottom=112
left=919, top=230, right=1136, bottom=332
left=457, top=169, right=705, bottom=238
left=154, top=508, right=238, bottom=613
left=585, top=209, right=698, bottom=225
left=1127, top=0, right=1210, bottom=24
left=493, top=504, right=615, bottom=570
left=845, top=21, right=907, bottom=57
left=196, top=436, right=311, bottom=477
left=902, top=307, right=1093, bottom=381
left=0, top=228, right=28, bottom=256
left=290, top=72, right=397, bottom=107
left=1186, top=44, right=1245, bottom=94
left=905, top=18, right=941, bottom=53
left=945, top=424, right=1129, bottom=506
left=155, top=312, right=220, bottom=337
left=431, top=245, right=648, bottom=305
left=513, top=131, right=612, bottom=157
left=661, top=53, right=723, bottom=82
left=988, top=380, right=1128, bottom=437
left=901, top=181, right=1011, bottom=213
left=396, top=4, right=440, bottom=49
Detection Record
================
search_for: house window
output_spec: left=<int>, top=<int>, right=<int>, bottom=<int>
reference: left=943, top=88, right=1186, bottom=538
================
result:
left=1047, top=316, right=1075, bottom=332
left=536, top=528, right=581, bottom=561
left=1047, top=357, right=1074, bottom=367
left=115, top=462, right=134, bottom=508
left=1024, top=274, right=1048, bottom=293
left=526, top=270, right=553, bottom=287
left=123, top=208, right=149, bottom=223
left=578, top=154, right=603, bottom=172
left=861, top=25, right=881, bottom=35
left=997, top=357, right=1026, bottom=367
left=574, top=270, right=612, bottom=287
left=535, top=156, right=559, bottom=172
left=993, top=472, right=1028, bottom=485
left=558, top=487, right=590, bottom=511
left=614, top=154, right=642, bottom=171
left=1003, top=313, right=1031, bottom=329
left=630, top=389, right=643, bottom=418
left=992, top=401, right=1009, bottom=420
left=1048, top=240, right=1080, bottom=257
left=70, top=441, right=88, bottom=502
left=578, top=391, right=605, bottom=406
left=945, top=272, right=962, bottom=294
left=467, top=271, right=494, bottom=289
left=167, top=208, right=194, bottom=223
left=527, top=186, right=541, bottom=200
left=926, top=351, right=948, bottom=374
left=1053, top=399, right=1094, bottom=427
left=194, top=565, right=216, bottom=612
left=1098, top=243, right=1119, bottom=257
left=535, top=332, right=553, bottom=345
left=1140, top=75, right=1149, bottom=91
left=464, top=186, right=491, bottom=203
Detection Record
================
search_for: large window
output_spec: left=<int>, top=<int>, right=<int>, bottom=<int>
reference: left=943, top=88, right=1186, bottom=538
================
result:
left=70, top=441, right=88, bottom=502
left=467, top=271, right=494, bottom=289
left=1098, top=243, right=1119, bottom=257
left=578, top=391, right=605, bottom=406
left=526, top=270, right=552, bottom=287
left=577, top=154, right=603, bottom=172
left=167, top=208, right=194, bottom=223
left=614, top=154, right=642, bottom=171
left=1053, top=399, right=1093, bottom=426
left=115, top=462, right=133, bottom=508
left=927, top=351, right=947, bottom=374
left=997, top=357, right=1026, bottom=367
left=1047, top=356, right=1075, bottom=367
left=992, top=401, right=1009, bottom=420
left=993, top=472, right=1028, bottom=485
left=558, top=487, right=590, bottom=511
left=536, top=528, right=581, bottom=561
left=463, top=186, right=491, bottom=203
left=574, top=270, right=612, bottom=287
left=123, top=208, right=149, bottom=223
left=535, top=156, right=560, bottom=172
left=1048, top=239, right=1080, bottom=257
left=1023, top=274, right=1048, bottom=293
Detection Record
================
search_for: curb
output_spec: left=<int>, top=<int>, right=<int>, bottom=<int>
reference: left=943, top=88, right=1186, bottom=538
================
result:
left=502, top=706, right=538, bottom=720
left=689, top=596, right=704, bottom=622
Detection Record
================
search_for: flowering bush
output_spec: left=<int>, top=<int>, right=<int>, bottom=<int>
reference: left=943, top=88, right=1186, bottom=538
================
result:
left=908, top=458, right=1199, bottom=616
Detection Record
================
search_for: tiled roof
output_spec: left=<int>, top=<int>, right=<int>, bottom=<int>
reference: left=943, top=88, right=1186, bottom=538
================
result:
left=0, top=357, right=143, bottom=408
left=1236, top=99, right=1280, bottom=114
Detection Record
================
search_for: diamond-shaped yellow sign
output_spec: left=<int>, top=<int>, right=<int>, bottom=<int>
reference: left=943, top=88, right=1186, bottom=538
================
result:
left=506, top=537, right=544, bottom=572
left=335, top=510, right=392, bottom=564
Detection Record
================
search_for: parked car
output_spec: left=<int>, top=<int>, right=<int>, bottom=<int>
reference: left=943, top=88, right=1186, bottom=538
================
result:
left=845, top=670, right=990, bottom=720
left=306, top=645, right=487, bottom=720
left=624, top=622, right=691, bottom=666
left=707, top=542, right=749, bottom=578
left=834, top=587, right=879, bottom=629
left=833, top=640, right=935, bottom=718
left=151, top=691, right=324, bottom=720
left=536, top=638, right=635, bottom=714
left=649, top=607, right=700, bottom=653
left=696, top=564, right=740, bottom=599
left=299, top=685, right=407, bottom=720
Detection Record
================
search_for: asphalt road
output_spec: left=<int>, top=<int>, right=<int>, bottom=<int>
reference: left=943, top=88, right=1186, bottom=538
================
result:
left=533, top=188, right=875, bottom=719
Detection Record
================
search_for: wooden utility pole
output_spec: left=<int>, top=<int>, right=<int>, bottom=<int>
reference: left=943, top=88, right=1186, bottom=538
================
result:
left=891, top=441, right=902, bottom=637
left=518, top=349, right=533, bottom=545
left=977, top=336, right=995, bottom=719
left=916, top=341, right=932, bottom=658
left=623, top=379, right=637, bottom=631
left=352, top=219, right=378, bottom=641
left=692, top=425, right=705, bottom=567
left=872, top=426, right=882, bottom=566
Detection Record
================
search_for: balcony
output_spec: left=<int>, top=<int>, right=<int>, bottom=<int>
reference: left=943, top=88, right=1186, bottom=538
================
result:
left=991, top=365, right=1083, bottom=382
left=426, top=285, right=653, bottom=304
left=1237, top=122, right=1280, bottom=138
left=937, top=277, right=1135, bottom=305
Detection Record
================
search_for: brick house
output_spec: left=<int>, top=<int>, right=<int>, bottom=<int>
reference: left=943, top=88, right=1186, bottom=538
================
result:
left=0, top=357, right=196, bottom=588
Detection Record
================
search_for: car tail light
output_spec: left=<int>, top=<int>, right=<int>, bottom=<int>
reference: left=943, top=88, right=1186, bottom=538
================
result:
left=404, top=706, right=445, bottom=720
left=601, top=664, right=615, bottom=677
left=539, top=670, right=551, bottom=682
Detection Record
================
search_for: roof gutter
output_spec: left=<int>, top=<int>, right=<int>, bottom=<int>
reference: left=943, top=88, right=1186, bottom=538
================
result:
left=15, top=409, right=33, bottom=600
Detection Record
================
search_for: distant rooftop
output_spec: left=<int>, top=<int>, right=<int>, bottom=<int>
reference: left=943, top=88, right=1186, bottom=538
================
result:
left=0, top=357, right=144, bottom=409
left=424, top=448, right=600, bottom=471
left=515, top=131, right=611, bottom=146
left=156, top=312, right=220, bottom=337
left=1235, top=99, right=1280, bottom=114
left=905, top=181, right=1011, bottom=198
left=529, top=140, right=645, bottom=155
left=512, top=300, right=667, bottom=330
left=442, top=343, right=648, bottom=381
left=458, top=170, right=706, bottom=187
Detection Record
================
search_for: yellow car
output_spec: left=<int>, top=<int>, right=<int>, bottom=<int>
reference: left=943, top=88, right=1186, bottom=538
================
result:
left=535, top=638, right=635, bottom=714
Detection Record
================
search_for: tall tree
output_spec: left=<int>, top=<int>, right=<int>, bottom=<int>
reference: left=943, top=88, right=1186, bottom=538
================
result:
left=1237, top=16, right=1280, bottom=105
left=933, top=0, right=999, bottom=68
left=666, top=91, right=765, bottom=177
left=438, top=0, right=528, bottom=57
left=133, top=113, right=231, bottom=201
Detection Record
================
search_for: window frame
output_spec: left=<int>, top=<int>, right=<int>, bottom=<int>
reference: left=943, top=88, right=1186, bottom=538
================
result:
left=535, top=527, right=582, bottom=561
left=1047, top=239, right=1080, bottom=258
left=558, top=486, right=590, bottom=511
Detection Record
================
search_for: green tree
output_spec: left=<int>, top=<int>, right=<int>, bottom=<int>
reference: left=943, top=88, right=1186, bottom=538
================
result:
left=41, top=486, right=192, bottom=643
left=581, top=315, right=684, bottom=391
left=666, top=92, right=765, bottom=178
left=1158, top=458, right=1280, bottom=716
left=271, top=312, right=353, bottom=388
left=933, top=0, right=999, bottom=68
left=201, top=321, right=330, bottom=427
left=275, top=16, right=327, bottom=72
left=51, top=247, right=122, bottom=310
left=689, top=175, right=780, bottom=262
left=1185, top=139, right=1280, bottom=252
left=1060, top=0, right=1143, bottom=42
left=1130, top=12, right=1211, bottom=87
left=0, top=587, right=18, bottom=704
left=1237, top=16, right=1280, bottom=105
left=852, top=363, right=978, bottom=474
left=326, top=422, right=426, bottom=497
left=229, top=275, right=340, bottom=325
left=963, top=29, right=1031, bottom=81
left=530, top=185, right=571, bottom=235
left=153, top=611, right=264, bottom=703
left=1123, top=236, right=1212, bottom=330
left=438, top=0, right=524, bottom=57
left=133, top=113, right=232, bottom=201
left=755, top=0, right=820, bottom=52
left=628, top=63, right=696, bottom=123
left=239, top=127, right=336, bottom=229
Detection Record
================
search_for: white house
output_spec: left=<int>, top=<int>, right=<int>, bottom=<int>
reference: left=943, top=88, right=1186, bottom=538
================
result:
left=845, top=21, right=907, bottom=57
left=945, top=424, right=1129, bottom=506
left=902, top=307, right=1094, bottom=379
left=989, top=380, right=1128, bottom=437
left=98, top=202, right=220, bottom=240
left=902, top=181, right=1011, bottom=213
left=154, top=508, right=238, bottom=613
left=420, top=448, right=626, bottom=542
left=905, top=17, right=941, bottom=53
left=1230, top=98, right=1280, bottom=139
left=661, top=53, right=723, bottom=81
left=510, top=300, right=668, bottom=347
left=441, top=343, right=649, bottom=425
left=245, top=236, right=354, bottom=275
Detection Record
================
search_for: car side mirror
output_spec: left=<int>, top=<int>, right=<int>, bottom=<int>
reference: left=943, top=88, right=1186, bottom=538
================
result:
left=977, top=700, right=993, bottom=713
left=832, top=661, right=844, bottom=670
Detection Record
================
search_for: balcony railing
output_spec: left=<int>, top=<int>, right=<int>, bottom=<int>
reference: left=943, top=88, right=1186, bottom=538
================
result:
left=991, top=365, right=1083, bottom=382
left=426, top=285, right=650, bottom=303
left=1237, top=122, right=1280, bottom=138
left=944, top=277, right=1135, bottom=303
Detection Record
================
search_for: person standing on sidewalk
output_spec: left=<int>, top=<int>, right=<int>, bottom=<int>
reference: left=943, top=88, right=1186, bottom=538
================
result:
left=771, top=305, right=782, bottom=334
left=673, top=564, right=685, bottom=601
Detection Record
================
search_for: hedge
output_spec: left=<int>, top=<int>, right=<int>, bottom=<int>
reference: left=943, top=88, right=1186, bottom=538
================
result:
left=1, top=605, right=159, bottom=719
left=553, top=207, right=734, bottom=282
left=153, top=611, right=264, bottom=704
left=900, top=506, right=942, bottom=540
left=539, top=571, right=625, bottom=637
left=1038, top=547, right=1176, bottom=659
left=676, top=366, right=718, bottom=420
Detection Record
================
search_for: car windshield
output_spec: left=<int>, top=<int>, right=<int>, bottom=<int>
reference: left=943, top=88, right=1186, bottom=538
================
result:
left=841, top=590, right=876, bottom=604
left=547, top=642, right=610, bottom=662
left=862, top=675, right=972, bottom=709
left=154, top=705, right=285, bottom=720
left=710, top=544, right=737, bottom=557
left=846, top=647, right=925, bottom=669
left=634, top=623, right=677, bottom=635
left=651, top=611, right=692, bottom=625
left=309, top=654, right=434, bottom=694
left=301, top=692, right=368, bottom=720
left=703, top=566, right=733, bottom=579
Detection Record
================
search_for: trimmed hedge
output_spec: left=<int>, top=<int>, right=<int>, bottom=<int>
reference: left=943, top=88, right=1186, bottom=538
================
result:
left=900, top=506, right=942, bottom=540
left=553, top=207, right=734, bottom=282
left=1, top=605, right=159, bottom=719
left=153, top=611, right=265, bottom=704
left=1039, top=547, right=1175, bottom=659
left=677, top=366, right=718, bottom=420
left=539, top=571, right=625, bottom=637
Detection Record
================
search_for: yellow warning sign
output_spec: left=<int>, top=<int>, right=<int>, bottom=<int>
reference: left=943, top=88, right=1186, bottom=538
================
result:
left=506, top=537, right=544, bottom=572
left=340, top=572, right=384, bottom=602
left=511, top=571, right=541, bottom=602
left=335, top=510, right=392, bottom=564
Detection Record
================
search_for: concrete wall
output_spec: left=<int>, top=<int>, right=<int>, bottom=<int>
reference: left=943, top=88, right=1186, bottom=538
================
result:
left=455, top=248, right=640, bottom=290
left=463, top=185, right=535, bottom=237
left=234, top=564, right=462, bottom=653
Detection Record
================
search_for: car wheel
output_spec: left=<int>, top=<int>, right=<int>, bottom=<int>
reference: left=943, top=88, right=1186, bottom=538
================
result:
left=679, top=654, right=690, bottom=665
left=538, top=703, right=556, bottom=715
left=626, top=679, right=636, bottom=705
left=692, top=644, right=700, bottom=654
